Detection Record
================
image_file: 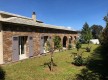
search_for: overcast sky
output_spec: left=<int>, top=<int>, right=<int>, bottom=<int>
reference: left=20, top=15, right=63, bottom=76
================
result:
left=0, top=0, right=108, bottom=30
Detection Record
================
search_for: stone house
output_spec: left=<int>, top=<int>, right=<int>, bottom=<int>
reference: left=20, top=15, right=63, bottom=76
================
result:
left=0, top=11, right=78, bottom=64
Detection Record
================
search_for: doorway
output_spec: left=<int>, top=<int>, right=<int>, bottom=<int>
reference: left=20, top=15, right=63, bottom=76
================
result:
left=63, top=36, right=67, bottom=48
left=40, top=36, right=51, bottom=54
left=40, top=36, right=48, bottom=54
left=12, top=36, right=28, bottom=61
left=19, top=36, right=28, bottom=60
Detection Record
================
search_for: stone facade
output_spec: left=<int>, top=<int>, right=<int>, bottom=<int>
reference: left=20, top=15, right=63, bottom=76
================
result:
left=1, top=23, right=77, bottom=63
left=0, top=11, right=78, bottom=64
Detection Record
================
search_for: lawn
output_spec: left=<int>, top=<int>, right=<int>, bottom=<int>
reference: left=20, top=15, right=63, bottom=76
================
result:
left=1, top=44, right=99, bottom=80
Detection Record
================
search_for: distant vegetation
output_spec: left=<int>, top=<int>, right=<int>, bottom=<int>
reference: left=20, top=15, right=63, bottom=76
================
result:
left=80, top=22, right=92, bottom=44
left=74, top=13, right=108, bottom=80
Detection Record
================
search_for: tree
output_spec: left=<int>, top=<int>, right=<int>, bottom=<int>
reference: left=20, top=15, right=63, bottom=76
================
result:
left=53, top=36, right=62, bottom=50
left=101, top=25, right=108, bottom=46
left=104, top=13, right=108, bottom=22
left=91, top=25, right=103, bottom=39
left=101, top=14, right=108, bottom=47
left=81, top=22, right=92, bottom=43
left=74, top=14, right=108, bottom=80
left=99, top=13, right=108, bottom=45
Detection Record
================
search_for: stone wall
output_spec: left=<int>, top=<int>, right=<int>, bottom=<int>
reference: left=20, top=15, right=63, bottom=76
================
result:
left=2, top=23, right=78, bottom=63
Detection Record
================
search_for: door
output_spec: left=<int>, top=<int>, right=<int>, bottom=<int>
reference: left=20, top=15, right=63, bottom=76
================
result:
left=28, top=36, right=34, bottom=57
left=12, top=36, right=19, bottom=61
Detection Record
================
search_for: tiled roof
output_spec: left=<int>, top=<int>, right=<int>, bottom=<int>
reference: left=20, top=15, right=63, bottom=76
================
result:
left=0, top=11, right=76, bottom=32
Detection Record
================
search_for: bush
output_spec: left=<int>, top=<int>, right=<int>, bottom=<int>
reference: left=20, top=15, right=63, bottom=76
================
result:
left=72, top=55, right=83, bottom=66
left=75, top=68, right=101, bottom=80
left=68, top=44, right=72, bottom=50
left=58, top=44, right=63, bottom=51
left=86, top=47, right=91, bottom=52
left=45, top=40, right=51, bottom=51
left=82, top=58, right=89, bottom=65
left=72, top=55, right=89, bottom=66
left=0, top=66, right=5, bottom=80
left=76, top=42, right=82, bottom=51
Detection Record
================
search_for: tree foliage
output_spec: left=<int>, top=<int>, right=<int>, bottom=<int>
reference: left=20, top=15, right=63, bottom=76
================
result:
left=101, top=25, right=108, bottom=46
left=91, top=25, right=103, bottom=39
left=73, top=13, right=108, bottom=80
left=104, top=13, right=108, bottom=22
left=53, top=36, right=62, bottom=50
left=81, top=22, right=92, bottom=43
left=76, top=41, right=81, bottom=51
left=73, top=55, right=83, bottom=66
left=101, top=14, right=108, bottom=46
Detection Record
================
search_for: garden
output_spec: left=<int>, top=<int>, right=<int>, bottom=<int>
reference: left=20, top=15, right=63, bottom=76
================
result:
left=0, top=44, right=99, bottom=80
left=0, top=13, right=108, bottom=80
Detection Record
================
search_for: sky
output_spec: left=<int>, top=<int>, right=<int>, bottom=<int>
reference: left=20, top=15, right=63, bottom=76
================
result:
left=0, top=0, right=108, bottom=30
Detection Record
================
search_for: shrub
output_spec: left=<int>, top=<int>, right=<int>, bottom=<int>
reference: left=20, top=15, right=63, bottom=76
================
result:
left=72, top=55, right=89, bottom=66
left=58, top=44, right=63, bottom=51
left=75, top=68, right=101, bottom=80
left=82, top=58, right=89, bottom=65
left=45, top=40, right=51, bottom=51
left=76, top=42, right=82, bottom=51
left=68, top=44, right=72, bottom=50
left=86, top=47, right=91, bottom=52
left=72, top=55, right=83, bottom=66
left=0, top=66, right=5, bottom=80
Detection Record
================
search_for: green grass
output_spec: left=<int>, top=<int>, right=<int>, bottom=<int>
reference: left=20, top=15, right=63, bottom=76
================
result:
left=1, top=44, right=99, bottom=80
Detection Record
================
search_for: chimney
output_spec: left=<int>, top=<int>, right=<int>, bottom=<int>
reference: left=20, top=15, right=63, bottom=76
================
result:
left=32, top=12, right=36, bottom=22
